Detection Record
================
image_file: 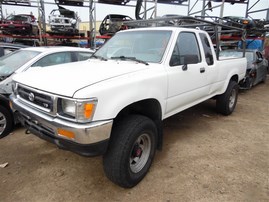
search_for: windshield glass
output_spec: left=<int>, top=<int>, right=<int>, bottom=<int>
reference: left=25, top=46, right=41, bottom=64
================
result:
left=94, top=30, right=172, bottom=63
left=6, top=15, right=28, bottom=22
left=0, top=50, right=40, bottom=76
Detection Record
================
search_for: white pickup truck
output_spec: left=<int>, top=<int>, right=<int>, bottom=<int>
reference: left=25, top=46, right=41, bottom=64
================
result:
left=10, top=27, right=247, bottom=188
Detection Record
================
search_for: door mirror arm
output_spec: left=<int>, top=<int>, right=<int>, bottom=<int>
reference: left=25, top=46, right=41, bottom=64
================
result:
left=182, top=64, right=188, bottom=71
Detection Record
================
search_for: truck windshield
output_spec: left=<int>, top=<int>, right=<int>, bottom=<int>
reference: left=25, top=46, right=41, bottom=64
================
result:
left=94, top=30, right=172, bottom=63
left=0, top=50, right=40, bottom=76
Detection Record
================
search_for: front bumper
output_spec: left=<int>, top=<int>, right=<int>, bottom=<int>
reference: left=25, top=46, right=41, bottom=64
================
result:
left=50, top=25, right=76, bottom=33
left=0, top=25, right=31, bottom=32
left=239, top=76, right=254, bottom=90
left=11, top=95, right=113, bottom=156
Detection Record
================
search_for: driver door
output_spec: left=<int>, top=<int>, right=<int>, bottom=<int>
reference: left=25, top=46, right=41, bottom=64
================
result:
left=165, top=32, right=210, bottom=115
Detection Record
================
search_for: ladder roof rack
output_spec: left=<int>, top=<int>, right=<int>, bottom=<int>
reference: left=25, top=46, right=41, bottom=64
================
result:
left=123, top=16, right=246, bottom=34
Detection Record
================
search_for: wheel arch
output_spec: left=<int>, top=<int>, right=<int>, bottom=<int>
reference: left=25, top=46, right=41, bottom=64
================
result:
left=219, top=74, right=239, bottom=95
left=230, top=74, right=239, bottom=83
left=113, top=98, right=163, bottom=150
left=0, top=95, right=12, bottom=115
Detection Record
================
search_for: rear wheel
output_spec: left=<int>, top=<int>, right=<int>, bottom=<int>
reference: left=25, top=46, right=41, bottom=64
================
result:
left=103, top=115, right=157, bottom=188
left=216, top=80, right=239, bottom=115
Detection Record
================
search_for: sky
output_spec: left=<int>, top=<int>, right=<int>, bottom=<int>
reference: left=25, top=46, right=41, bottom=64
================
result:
left=1, top=0, right=268, bottom=22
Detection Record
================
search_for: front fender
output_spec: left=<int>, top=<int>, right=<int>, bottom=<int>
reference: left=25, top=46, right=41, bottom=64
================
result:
left=74, top=68, right=168, bottom=121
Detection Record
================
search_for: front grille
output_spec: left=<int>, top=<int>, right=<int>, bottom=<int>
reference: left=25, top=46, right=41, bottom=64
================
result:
left=17, top=85, right=53, bottom=111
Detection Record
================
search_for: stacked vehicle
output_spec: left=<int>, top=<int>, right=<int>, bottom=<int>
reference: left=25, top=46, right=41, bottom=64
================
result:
left=0, top=14, right=39, bottom=36
left=99, top=14, right=133, bottom=36
left=47, top=6, right=80, bottom=35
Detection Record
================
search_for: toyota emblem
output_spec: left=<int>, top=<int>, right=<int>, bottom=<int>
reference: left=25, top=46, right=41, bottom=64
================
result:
left=28, top=92, right=35, bottom=102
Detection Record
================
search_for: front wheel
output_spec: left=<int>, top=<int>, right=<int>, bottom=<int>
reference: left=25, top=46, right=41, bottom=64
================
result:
left=103, top=115, right=157, bottom=188
left=0, top=105, right=13, bottom=138
left=216, top=80, right=239, bottom=115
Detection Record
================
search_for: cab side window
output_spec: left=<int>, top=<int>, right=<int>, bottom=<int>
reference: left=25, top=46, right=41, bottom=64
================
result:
left=170, top=32, right=201, bottom=66
left=199, top=33, right=214, bottom=66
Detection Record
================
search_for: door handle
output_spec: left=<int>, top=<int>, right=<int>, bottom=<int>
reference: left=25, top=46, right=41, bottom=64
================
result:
left=200, top=67, right=205, bottom=73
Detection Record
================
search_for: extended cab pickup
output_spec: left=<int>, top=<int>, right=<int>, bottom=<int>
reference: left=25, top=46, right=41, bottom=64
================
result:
left=10, top=27, right=247, bottom=188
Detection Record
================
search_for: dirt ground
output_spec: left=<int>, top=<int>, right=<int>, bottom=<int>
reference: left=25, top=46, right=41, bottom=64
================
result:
left=1, top=79, right=268, bottom=202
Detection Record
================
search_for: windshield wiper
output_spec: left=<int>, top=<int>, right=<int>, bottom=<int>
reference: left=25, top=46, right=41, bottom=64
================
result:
left=0, top=74, right=11, bottom=82
left=90, top=54, right=107, bottom=61
left=111, top=56, right=149, bottom=65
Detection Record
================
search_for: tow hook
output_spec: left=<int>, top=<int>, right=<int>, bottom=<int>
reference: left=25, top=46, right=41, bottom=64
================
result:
left=25, top=129, right=31, bottom=134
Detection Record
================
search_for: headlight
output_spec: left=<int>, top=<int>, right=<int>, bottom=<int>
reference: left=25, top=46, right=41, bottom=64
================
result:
left=61, top=99, right=76, bottom=118
left=71, top=19, right=76, bottom=24
left=58, top=98, right=97, bottom=122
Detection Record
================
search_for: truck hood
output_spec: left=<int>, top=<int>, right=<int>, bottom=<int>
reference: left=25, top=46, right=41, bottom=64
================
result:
left=13, top=60, right=149, bottom=97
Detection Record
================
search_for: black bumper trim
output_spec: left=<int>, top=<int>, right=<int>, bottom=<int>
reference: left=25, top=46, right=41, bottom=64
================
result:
left=26, top=125, right=109, bottom=157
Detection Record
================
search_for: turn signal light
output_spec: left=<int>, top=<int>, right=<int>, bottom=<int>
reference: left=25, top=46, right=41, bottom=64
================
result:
left=57, top=128, right=75, bottom=139
left=84, top=103, right=94, bottom=118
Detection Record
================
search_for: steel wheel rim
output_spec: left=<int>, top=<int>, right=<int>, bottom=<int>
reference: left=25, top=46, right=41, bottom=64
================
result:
left=0, top=111, right=7, bottom=135
left=130, top=133, right=151, bottom=173
left=229, top=89, right=236, bottom=109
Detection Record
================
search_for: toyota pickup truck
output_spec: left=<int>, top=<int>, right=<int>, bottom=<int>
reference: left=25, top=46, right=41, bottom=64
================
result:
left=10, top=26, right=247, bottom=188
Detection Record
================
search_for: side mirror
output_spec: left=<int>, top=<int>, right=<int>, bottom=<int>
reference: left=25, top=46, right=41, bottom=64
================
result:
left=182, top=64, right=188, bottom=71
left=256, top=58, right=263, bottom=63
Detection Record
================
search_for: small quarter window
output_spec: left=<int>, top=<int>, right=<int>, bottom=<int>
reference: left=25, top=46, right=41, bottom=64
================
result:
left=199, top=33, right=214, bottom=65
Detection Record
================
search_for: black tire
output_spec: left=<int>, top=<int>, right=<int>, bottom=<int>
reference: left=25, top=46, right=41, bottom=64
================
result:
left=248, top=77, right=254, bottom=89
left=103, top=115, right=157, bottom=188
left=216, top=80, right=239, bottom=116
left=262, top=74, right=267, bottom=83
left=0, top=105, right=13, bottom=138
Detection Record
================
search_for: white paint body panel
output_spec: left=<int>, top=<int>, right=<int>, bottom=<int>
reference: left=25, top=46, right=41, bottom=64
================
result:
left=13, top=27, right=247, bottom=122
